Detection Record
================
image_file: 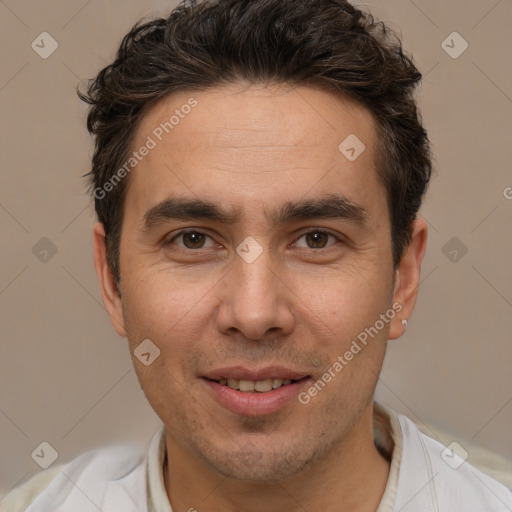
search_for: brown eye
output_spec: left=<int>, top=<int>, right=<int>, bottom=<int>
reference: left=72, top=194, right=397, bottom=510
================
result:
left=170, top=231, right=215, bottom=250
left=182, top=232, right=206, bottom=248
left=305, top=231, right=329, bottom=248
left=295, top=230, right=337, bottom=249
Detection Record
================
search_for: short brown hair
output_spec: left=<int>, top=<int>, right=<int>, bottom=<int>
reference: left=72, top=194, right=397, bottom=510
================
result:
left=79, top=0, right=432, bottom=285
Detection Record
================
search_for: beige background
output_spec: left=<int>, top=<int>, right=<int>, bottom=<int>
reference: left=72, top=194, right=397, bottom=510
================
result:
left=1, top=0, right=511, bottom=497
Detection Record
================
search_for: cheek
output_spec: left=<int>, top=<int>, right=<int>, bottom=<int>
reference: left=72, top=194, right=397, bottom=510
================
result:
left=121, top=272, right=206, bottom=412
left=122, top=265, right=210, bottom=336
left=296, top=264, right=391, bottom=333
left=296, top=270, right=392, bottom=400
left=121, top=266, right=223, bottom=394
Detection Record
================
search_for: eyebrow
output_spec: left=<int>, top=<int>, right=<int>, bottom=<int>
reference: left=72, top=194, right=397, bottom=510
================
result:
left=269, top=194, right=368, bottom=227
left=141, top=194, right=369, bottom=231
left=142, top=198, right=241, bottom=230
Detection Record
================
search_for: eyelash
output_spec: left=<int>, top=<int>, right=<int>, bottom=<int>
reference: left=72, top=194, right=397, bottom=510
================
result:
left=167, top=229, right=342, bottom=251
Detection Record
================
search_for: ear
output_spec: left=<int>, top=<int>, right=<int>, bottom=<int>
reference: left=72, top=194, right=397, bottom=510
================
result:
left=388, top=217, right=428, bottom=340
left=93, top=222, right=127, bottom=338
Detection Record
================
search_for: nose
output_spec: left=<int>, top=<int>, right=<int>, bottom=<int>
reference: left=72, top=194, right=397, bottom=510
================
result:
left=216, top=246, right=295, bottom=341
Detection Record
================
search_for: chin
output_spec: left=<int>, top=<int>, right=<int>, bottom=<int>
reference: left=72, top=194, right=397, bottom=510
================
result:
left=199, top=443, right=317, bottom=483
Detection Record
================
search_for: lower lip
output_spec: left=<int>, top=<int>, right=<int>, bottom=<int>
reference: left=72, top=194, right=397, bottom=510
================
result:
left=202, top=378, right=310, bottom=416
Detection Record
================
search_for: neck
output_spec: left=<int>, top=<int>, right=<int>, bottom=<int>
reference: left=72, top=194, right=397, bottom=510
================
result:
left=163, top=403, right=390, bottom=512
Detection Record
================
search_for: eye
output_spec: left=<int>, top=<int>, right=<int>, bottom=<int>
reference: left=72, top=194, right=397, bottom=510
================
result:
left=294, top=230, right=339, bottom=249
left=169, top=230, right=217, bottom=250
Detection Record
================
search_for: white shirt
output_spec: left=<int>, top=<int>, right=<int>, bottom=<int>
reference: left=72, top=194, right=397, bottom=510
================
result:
left=2, top=404, right=511, bottom=511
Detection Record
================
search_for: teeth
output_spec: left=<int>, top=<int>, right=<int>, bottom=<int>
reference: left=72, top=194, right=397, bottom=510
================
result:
left=272, top=378, right=283, bottom=389
left=239, top=380, right=255, bottom=392
left=254, top=379, right=273, bottom=392
left=218, top=377, right=294, bottom=392
left=227, top=378, right=239, bottom=389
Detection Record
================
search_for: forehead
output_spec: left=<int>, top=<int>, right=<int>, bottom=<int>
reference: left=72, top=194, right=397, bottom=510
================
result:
left=126, top=83, right=384, bottom=222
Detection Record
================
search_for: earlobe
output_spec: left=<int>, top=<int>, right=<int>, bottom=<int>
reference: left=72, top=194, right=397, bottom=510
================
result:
left=93, top=222, right=127, bottom=338
left=388, top=218, right=428, bottom=340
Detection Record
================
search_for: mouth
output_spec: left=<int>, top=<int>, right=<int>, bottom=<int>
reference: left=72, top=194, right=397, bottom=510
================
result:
left=204, top=377, right=305, bottom=393
left=201, top=366, right=311, bottom=416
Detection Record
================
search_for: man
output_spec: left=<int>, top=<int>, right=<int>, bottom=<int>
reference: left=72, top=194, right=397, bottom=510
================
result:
left=3, top=0, right=511, bottom=511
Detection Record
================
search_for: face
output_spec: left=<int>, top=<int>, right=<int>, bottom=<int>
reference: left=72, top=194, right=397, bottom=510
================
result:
left=95, top=83, right=421, bottom=482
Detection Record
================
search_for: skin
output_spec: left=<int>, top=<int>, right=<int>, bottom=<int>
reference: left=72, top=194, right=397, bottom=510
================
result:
left=94, top=83, right=427, bottom=512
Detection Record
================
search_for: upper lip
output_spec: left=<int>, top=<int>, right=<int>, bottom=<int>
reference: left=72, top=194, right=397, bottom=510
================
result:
left=203, top=365, right=309, bottom=381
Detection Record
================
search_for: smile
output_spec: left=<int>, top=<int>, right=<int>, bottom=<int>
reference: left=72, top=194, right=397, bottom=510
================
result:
left=208, top=377, right=300, bottom=393
left=202, top=370, right=311, bottom=416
